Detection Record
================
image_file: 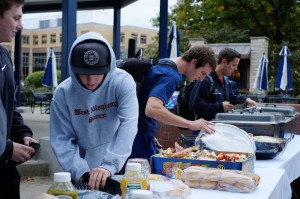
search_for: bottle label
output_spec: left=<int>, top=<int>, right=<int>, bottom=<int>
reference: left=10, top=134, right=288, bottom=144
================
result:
left=124, top=182, right=142, bottom=199
left=57, top=196, right=73, bottom=199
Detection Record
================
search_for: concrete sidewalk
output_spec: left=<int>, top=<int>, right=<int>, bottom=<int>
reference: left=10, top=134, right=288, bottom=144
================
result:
left=20, top=176, right=53, bottom=199
left=18, top=107, right=54, bottom=199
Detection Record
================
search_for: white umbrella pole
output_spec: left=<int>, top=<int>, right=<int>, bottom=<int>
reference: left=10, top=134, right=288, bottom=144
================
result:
left=51, top=49, right=58, bottom=91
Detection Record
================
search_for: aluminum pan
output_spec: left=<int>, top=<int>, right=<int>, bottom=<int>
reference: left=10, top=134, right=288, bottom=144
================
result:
left=260, top=104, right=297, bottom=117
left=214, top=112, right=286, bottom=123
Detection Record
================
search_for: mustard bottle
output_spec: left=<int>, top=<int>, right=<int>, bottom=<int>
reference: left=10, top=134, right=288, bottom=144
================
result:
left=120, top=163, right=148, bottom=199
left=47, top=172, right=78, bottom=199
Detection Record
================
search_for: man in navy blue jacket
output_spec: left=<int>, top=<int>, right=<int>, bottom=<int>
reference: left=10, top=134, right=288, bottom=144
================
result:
left=127, top=45, right=217, bottom=163
left=0, top=0, right=38, bottom=198
left=189, top=47, right=258, bottom=121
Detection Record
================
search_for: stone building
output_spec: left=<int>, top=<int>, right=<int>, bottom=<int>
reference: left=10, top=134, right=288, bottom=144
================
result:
left=3, top=11, right=158, bottom=81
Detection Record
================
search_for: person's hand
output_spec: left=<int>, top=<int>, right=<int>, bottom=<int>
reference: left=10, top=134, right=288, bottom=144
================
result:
left=246, top=98, right=258, bottom=107
left=222, top=101, right=234, bottom=112
left=23, top=136, right=38, bottom=146
left=11, top=142, right=35, bottom=163
left=191, top=119, right=215, bottom=134
left=89, top=167, right=111, bottom=190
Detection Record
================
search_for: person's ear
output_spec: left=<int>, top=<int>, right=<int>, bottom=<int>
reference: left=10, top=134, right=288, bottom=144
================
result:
left=191, top=59, right=197, bottom=67
left=222, top=59, right=228, bottom=66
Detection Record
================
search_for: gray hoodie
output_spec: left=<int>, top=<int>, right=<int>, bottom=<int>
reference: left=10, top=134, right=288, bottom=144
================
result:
left=50, top=32, right=138, bottom=180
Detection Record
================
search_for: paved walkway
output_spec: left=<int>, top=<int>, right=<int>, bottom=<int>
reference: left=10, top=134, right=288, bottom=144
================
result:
left=20, top=176, right=53, bottom=199
left=18, top=107, right=53, bottom=199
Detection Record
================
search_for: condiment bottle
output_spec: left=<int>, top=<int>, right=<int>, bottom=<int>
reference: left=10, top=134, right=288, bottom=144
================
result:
left=127, top=158, right=151, bottom=190
left=47, top=172, right=78, bottom=199
left=120, top=163, right=148, bottom=199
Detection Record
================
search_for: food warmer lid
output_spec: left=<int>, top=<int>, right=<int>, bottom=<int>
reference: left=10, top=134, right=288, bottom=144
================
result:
left=200, top=123, right=256, bottom=154
left=260, top=104, right=297, bottom=117
left=214, top=111, right=285, bottom=123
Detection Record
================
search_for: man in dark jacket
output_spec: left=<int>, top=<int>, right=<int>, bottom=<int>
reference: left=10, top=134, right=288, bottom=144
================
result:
left=0, top=0, right=38, bottom=198
left=189, top=47, right=257, bottom=121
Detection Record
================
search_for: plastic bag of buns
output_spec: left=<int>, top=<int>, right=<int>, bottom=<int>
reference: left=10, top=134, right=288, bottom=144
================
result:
left=150, top=178, right=191, bottom=199
left=183, top=166, right=260, bottom=193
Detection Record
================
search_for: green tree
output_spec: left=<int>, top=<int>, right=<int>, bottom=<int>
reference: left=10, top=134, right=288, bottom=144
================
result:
left=169, top=0, right=300, bottom=44
left=158, top=0, right=300, bottom=95
left=24, top=70, right=62, bottom=90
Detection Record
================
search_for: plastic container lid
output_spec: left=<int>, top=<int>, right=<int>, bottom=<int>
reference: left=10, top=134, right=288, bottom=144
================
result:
left=200, top=123, right=256, bottom=153
left=126, top=163, right=142, bottom=171
left=53, top=172, right=71, bottom=182
left=132, top=190, right=153, bottom=199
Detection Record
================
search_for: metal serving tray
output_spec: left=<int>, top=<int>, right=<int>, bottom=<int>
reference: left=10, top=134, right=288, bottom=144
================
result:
left=213, top=110, right=293, bottom=140
left=260, top=104, right=296, bottom=117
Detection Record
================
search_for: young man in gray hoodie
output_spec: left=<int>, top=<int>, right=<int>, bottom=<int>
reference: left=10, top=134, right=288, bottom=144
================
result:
left=50, top=32, right=139, bottom=191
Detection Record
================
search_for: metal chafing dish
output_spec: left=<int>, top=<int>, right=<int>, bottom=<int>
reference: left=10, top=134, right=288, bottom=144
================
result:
left=259, top=104, right=298, bottom=138
left=212, top=105, right=297, bottom=140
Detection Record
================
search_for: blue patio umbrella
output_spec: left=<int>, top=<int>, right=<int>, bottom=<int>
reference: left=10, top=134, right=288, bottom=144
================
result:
left=167, top=21, right=180, bottom=58
left=165, top=22, right=181, bottom=109
left=42, top=48, right=58, bottom=91
left=253, top=53, right=269, bottom=91
left=275, top=45, right=293, bottom=91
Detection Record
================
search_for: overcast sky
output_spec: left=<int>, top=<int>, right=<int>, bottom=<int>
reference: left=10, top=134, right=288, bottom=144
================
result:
left=23, top=0, right=178, bottom=29
left=118, top=0, right=177, bottom=28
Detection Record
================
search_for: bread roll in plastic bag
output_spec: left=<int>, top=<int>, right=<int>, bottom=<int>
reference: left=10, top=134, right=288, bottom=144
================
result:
left=183, top=166, right=260, bottom=193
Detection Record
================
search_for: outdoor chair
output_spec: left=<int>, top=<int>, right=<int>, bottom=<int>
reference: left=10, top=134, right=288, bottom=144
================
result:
left=31, top=92, right=53, bottom=114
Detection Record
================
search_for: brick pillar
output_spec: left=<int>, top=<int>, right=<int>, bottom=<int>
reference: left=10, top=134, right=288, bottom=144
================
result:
left=249, top=37, right=269, bottom=93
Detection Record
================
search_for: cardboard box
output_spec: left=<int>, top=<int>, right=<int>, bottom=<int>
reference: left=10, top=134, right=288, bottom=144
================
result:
left=150, top=151, right=255, bottom=176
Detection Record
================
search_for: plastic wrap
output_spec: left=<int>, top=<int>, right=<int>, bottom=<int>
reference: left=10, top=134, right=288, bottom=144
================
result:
left=150, top=177, right=191, bottom=199
left=183, top=166, right=260, bottom=193
left=199, top=123, right=256, bottom=154
left=77, top=190, right=121, bottom=199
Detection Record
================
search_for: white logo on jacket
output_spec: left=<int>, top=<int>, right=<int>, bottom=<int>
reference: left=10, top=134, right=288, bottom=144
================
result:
left=1, top=64, right=6, bottom=71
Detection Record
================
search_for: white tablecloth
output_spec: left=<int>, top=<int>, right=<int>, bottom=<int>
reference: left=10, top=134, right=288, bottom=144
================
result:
left=255, top=135, right=300, bottom=182
left=188, top=168, right=291, bottom=199
left=150, top=167, right=291, bottom=199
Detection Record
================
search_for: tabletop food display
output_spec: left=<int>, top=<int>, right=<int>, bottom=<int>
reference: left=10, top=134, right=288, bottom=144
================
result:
left=43, top=104, right=298, bottom=199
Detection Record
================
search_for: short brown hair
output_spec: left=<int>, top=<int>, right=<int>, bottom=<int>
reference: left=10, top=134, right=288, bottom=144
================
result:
left=217, top=47, right=241, bottom=64
left=0, top=0, right=24, bottom=17
left=181, top=45, right=217, bottom=70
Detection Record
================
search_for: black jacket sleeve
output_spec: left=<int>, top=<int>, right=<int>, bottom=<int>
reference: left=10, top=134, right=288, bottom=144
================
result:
left=9, top=109, right=33, bottom=144
left=228, top=81, right=246, bottom=105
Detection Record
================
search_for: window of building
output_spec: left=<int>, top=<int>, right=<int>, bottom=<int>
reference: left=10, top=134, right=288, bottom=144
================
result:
left=22, top=52, right=29, bottom=80
left=140, top=34, right=147, bottom=44
left=32, top=52, right=47, bottom=72
left=22, top=35, right=30, bottom=45
left=57, top=18, right=62, bottom=27
left=50, top=34, right=56, bottom=44
left=131, top=33, right=138, bottom=44
left=40, top=20, right=50, bottom=29
left=59, top=33, right=62, bottom=43
left=120, top=33, right=125, bottom=43
left=41, top=34, right=47, bottom=44
left=33, top=35, right=38, bottom=45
